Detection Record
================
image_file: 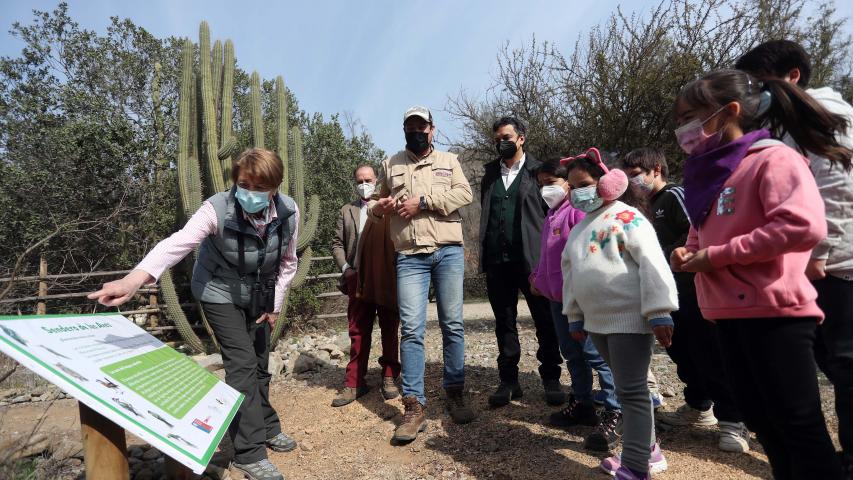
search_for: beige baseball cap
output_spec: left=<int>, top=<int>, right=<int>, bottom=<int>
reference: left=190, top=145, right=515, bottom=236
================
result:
left=403, top=105, right=432, bottom=124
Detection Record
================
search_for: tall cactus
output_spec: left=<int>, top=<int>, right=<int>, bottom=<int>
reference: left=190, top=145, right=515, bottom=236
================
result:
left=250, top=72, right=265, bottom=149
left=211, top=40, right=222, bottom=111
left=220, top=40, right=235, bottom=187
left=275, top=76, right=289, bottom=194
left=166, top=21, right=320, bottom=351
left=199, top=22, right=224, bottom=194
left=289, top=127, right=321, bottom=252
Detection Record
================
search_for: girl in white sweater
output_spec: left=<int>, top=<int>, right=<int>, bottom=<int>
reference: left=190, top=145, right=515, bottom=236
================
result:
left=560, top=148, right=678, bottom=479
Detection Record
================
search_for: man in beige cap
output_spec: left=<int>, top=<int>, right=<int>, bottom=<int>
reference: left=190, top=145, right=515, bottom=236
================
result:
left=369, top=106, right=475, bottom=442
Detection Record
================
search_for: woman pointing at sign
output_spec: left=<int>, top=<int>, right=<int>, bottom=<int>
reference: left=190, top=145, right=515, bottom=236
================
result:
left=89, top=148, right=298, bottom=480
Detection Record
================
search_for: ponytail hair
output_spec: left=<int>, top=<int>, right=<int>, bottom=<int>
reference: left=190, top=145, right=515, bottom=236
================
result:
left=761, top=78, right=851, bottom=169
left=678, top=69, right=852, bottom=170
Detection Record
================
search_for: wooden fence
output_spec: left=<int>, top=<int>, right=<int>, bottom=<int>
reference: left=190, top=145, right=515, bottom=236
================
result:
left=0, top=254, right=348, bottom=333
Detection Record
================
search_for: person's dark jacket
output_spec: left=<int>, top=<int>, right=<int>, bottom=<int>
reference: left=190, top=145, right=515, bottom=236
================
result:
left=649, top=183, right=695, bottom=294
left=479, top=154, right=548, bottom=273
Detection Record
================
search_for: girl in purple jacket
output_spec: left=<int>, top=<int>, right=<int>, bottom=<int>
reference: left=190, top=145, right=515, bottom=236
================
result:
left=529, top=159, right=622, bottom=453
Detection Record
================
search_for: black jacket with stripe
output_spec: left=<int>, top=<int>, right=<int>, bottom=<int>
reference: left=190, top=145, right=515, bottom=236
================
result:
left=650, top=183, right=695, bottom=294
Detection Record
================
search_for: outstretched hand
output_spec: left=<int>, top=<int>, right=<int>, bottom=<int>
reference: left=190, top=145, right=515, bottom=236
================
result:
left=87, top=269, right=153, bottom=307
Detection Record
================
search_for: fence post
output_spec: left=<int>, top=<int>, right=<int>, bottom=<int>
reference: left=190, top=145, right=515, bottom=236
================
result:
left=36, top=255, right=47, bottom=315
left=148, top=293, right=159, bottom=328
left=79, top=402, right=130, bottom=479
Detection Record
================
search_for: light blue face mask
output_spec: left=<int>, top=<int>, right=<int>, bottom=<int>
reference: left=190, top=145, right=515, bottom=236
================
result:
left=570, top=185, right=604, bottom=213
left=235, top=186, right=271, bottom=214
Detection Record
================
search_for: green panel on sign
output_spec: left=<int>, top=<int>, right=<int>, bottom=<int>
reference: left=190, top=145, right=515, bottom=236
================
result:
left=102, top=347, right=217, bottom=419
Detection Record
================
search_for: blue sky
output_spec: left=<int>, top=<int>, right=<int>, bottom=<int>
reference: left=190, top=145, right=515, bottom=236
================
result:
left=1, top=1, right=851, bottom=155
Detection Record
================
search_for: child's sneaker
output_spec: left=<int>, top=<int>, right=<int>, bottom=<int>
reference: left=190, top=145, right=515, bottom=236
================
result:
left=718, top=421, right=750, bottom=452
left=658, top=403, right=718, bottom=427
left=584, top=409, right=622, bottom=452
left=548, top=394, right=599, bottom=428
left=600, top=443, right=668, bottom=476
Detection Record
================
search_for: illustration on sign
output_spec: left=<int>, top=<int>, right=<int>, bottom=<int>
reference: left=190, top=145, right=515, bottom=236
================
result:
left=0, top=314, right=243, bottom=474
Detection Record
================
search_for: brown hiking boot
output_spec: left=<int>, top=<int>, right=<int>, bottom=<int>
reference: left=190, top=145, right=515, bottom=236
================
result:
left=381, top=376, right=400, bottom=400
left=445, top=386, right=477, bottom=424
left=393, top=396, right=426, bottom=442
left=331, top=386, right=369, bottom=407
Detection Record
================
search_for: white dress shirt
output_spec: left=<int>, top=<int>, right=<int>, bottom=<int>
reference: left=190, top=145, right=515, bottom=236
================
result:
left=501, top=153, right=526, bottom=189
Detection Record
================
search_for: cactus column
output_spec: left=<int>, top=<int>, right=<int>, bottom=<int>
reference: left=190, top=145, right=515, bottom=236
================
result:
left=165, top=21, right=321, bottom=351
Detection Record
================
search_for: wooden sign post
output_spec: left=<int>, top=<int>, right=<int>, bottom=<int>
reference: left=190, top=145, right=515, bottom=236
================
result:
left=79, top=402, right=129, bottom=480
left=79, top=401, right=193, bottom=479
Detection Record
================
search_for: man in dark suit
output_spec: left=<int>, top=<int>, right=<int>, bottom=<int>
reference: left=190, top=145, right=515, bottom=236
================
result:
left=480, top=117, right=564, bottom=407
left=331, top=164, right=400, bottom=406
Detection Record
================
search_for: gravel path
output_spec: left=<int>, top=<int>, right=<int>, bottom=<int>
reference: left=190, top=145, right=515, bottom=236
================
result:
left=0, top=301, right=838, bottom=479
left=266, top=302, right=838, bottom=479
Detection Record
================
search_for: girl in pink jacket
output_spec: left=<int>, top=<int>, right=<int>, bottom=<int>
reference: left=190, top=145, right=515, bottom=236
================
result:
left=671, top=69, right=852, bottom=480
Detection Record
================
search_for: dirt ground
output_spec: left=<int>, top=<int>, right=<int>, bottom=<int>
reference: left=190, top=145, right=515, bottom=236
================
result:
left=0, top=302, right=840, bottom=479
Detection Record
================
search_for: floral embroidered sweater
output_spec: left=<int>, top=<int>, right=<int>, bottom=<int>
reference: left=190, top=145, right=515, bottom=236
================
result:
left=561, top=201, right=679, bottom=335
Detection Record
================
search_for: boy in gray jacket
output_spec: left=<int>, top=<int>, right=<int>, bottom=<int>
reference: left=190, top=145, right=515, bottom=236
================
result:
left=738, top=40, right=853, bottom=474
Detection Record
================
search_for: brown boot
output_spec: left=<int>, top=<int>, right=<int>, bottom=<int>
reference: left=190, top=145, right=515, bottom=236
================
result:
left=445, top=386, right=477, bottom=424
left=381, top=377, right=400, bottom=400
left=393, top=396, right=426, bottom=442
left=331, top=386, right=369, bottom=407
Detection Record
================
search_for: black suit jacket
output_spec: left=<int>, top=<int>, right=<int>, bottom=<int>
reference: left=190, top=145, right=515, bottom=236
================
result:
left=478, top=154, right=548, bottom=274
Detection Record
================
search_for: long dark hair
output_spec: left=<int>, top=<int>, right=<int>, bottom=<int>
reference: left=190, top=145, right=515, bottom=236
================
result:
left=678, top=69, right=852, bottom=169
left=565, top=157, right=651, bottom=218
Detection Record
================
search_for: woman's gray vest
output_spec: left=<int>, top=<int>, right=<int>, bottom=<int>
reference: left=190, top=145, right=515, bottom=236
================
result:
left=191, top=189, right=297, bottom=307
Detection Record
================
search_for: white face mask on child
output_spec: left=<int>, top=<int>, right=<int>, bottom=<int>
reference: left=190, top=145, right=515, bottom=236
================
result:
left=540, top=185, right=567, bottom=209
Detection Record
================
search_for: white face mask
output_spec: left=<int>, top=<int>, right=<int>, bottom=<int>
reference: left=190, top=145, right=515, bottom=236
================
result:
left=540, top=185, right=567, bottom=210
left=356, top=182, right=375, bottom=199
left=630, top=173, right=655, bottom=193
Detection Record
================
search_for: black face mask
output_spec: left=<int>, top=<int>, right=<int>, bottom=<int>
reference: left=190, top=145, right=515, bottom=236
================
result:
left=496, top=139, right=518, bottom=159
left=405, top=131, right=430, bottom=153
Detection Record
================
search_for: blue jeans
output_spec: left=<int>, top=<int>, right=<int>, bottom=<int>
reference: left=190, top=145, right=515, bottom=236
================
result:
left=549, top=301, right=620, bottom=411
left=397, top=245, right=465, bottom=405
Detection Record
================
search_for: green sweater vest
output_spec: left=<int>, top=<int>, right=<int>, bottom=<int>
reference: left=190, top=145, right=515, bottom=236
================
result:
left=485, top=175, right=523, bottom=266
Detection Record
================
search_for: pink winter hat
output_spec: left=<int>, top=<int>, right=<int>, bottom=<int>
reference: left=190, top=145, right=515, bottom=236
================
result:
left=559, top=147, right=628, bottom=201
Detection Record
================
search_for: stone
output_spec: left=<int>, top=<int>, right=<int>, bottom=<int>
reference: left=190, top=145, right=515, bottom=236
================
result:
left=129, top=446, right=145, bottom=458
left=268, top=353, right=285, bottom=376
left=293, top=353, right=316, bottom=374
left=39, top=389, right=61, bottom=402
left=10, top=394, right=31, bottom=404
left=194, top=354, right=224, bottom=372
left=329, top=349, right=345, bottom=360
left=204, top=463, right=229, bottom=480
left=661, top=386, right=677, bottom=398
left=318, top=343, right=339, bottom=353
left=4, top=433, right=49, bottom=460
left=282, top=357, right=297, bottom=376
left=142, top=447, right=161, bottom=460
left=300, top=441, right=314, bottom=452
left=0, top=388, right=21, bottom=399
left=315, top=350, right=331, bottom=365
left=334, top=332, right=351, bottom=351
left=52, top=437, right=83, bottom=459
left=134, top=468, right=156, bottom=480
